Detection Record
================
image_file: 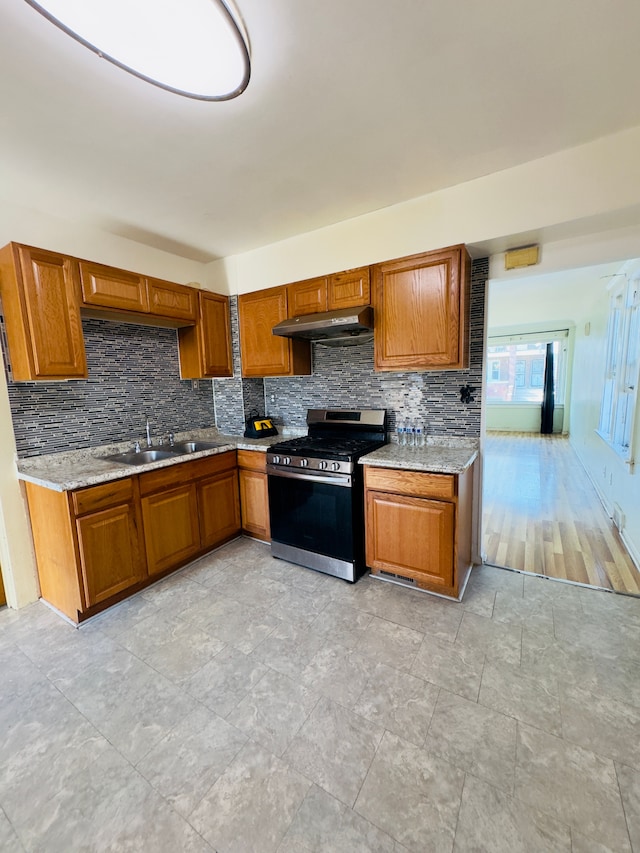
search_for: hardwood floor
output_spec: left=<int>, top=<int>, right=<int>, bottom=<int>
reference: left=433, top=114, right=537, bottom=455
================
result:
left=483, top=432, right=640, bottom=594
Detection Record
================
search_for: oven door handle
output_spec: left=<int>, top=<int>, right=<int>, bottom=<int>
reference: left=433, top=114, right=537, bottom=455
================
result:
left=267, top=466, right=352, bottom=487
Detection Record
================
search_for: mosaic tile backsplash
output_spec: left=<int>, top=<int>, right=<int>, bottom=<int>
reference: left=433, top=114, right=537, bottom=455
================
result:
left=3, top=257, right=486, bottom=456
left=3, top=318, right=216, bottom=457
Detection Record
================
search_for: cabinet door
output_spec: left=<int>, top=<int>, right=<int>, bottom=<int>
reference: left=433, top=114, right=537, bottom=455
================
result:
left=366, top=490, right=454, bottom=587
left=238, top=468, right=270, bottom=541
left=288, top=276, right=328, bottom=316
left=10, top=245, right=87, bottom=379
left=199, top=291, right=233, bottom=376
left=328, top=267, right=370, bottom=310
left=178, top=291, right=233, bottom=378
left=238, top=286, right=291, bottom=376
left=76, top=503, right=146, bottom=606
left=198, top=471, right=241, bottom=549
left=238, top=287, right=311, bottom=378
left=79, top=260, right=149, bottom=312
left=141, top=484, right=200, bottom=575
left=147, top=278, right=197, bottom=323
left=373, top=246, right=469, bottom=371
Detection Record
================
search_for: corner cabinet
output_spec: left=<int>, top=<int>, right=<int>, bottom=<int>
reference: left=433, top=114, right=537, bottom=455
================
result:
left=373, top=245, right=470, bottom=371
left=238, top=286, right=311, bottom=378
left=0, top=243, right=87, bottom=380
left=178, top=291, right=233, bottom=378
left=364, top=463, right=474, bottom=599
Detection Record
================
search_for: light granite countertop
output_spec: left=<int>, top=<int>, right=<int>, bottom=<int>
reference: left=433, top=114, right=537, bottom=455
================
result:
left=360, top=436, right=478, bottom=474
left=17, top=428, right=478, bottom=491
left=16, top=427, right=286, bottom=492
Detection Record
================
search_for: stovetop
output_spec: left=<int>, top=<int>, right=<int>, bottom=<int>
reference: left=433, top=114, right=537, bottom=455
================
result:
left=268, top=435, right=384, bottom=462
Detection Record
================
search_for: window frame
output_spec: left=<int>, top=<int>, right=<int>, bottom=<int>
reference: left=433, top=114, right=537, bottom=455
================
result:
left=597, top=276, right=640, bottom=463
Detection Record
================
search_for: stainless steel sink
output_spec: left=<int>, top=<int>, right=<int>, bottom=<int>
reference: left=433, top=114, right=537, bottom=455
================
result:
left=105, top=449, right=179, bottom=466
left=170, top=440, right=225, bottom=453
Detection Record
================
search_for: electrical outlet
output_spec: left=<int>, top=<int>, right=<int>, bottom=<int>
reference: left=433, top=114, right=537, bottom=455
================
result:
left=191, top=379, right=200, bottom=391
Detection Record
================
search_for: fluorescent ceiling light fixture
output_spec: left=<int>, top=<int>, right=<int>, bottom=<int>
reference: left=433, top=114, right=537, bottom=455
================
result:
left=24, top=0, right=251, bottom=100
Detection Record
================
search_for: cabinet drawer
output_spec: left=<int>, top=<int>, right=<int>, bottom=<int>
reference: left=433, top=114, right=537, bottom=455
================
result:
left=364, top=466, right=455, bottom=500
left=72, top=478, right=134, bottom=516
left=237, top=449, right=267, bottom=473
left=139, top=450, right=236, bottom=496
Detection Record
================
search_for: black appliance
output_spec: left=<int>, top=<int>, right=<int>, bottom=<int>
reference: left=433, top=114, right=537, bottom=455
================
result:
left=267, top=408, right=387, bottom=582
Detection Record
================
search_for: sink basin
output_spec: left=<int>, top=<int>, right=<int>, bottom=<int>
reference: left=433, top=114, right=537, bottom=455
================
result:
left=105, top=449, right=179, bottom=466
left=170, top=440, right=225, bottom=453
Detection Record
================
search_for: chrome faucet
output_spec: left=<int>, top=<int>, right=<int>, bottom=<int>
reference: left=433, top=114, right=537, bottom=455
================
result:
left=145, top=416, right=152, bottom=448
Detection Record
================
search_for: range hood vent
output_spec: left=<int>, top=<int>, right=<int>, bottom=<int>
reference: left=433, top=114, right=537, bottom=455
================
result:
left=272, top=306, right=374, bottom=347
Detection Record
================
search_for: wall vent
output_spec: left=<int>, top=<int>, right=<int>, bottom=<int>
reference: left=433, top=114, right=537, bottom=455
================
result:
left=379, top=570, right=415, bottom=585
left=612, top=503, right=625, bottom=532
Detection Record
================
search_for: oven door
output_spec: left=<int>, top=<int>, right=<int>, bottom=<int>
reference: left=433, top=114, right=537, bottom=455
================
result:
left=267, top=466, right=361, bottom=578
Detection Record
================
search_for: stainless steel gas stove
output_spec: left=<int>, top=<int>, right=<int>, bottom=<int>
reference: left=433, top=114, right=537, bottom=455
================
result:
left=267, top=409, right=387, bottom=582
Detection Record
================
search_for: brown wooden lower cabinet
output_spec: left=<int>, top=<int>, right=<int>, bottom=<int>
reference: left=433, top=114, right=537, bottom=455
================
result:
left=76, top=502, right=146, bottom=606
left=237, top=450, right=270, bottom=541
left=25, top=477, right=146, bottom=622
left=199, top=470, right=241, bottom=549
left=364, top=463, right=474, bottom=599
left=141, top=483, right=200, bottom=576
left=24, top=449, right=242, bottom=623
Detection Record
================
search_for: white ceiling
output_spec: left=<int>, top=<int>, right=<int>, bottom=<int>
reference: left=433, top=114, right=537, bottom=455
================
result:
left=1, top=1, right=640, bottom=263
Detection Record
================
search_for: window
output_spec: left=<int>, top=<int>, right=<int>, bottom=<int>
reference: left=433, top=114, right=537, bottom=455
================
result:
left=598, top=276, right=640, bottom=461
left=530, top=358, right=544, bottom=388
left=486, top=332, right=568, bottom=404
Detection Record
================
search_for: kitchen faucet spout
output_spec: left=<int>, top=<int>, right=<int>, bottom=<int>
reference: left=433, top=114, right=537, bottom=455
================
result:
left=145, top=417, right=152, bottom=448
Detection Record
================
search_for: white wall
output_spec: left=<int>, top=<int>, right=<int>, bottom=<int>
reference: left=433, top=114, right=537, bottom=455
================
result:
left=210, top=125, right=640, bottom=295
left=569, top=266, right=640, bottom=568
left=486, top=405, right=565, bottom=434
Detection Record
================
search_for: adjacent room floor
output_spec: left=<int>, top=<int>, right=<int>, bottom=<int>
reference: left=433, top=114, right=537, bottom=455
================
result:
left=1, top=538, right=640, bottom=852
left=483, top=432, right=640, bottom=594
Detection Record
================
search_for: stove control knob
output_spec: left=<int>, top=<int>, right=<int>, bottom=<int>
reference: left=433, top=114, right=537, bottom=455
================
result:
left=272, top=455, right=280, bottom=465
left=283, top=456, right=291, bottom=465
left=318, top=460, right=328, bottom=470
left=299, top=458, right=309, bottom=467
left=331, top=462, right=340, bottom=471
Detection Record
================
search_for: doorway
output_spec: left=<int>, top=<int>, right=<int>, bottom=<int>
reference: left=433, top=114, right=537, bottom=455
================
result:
left=482, top=260, right=640, bottom=595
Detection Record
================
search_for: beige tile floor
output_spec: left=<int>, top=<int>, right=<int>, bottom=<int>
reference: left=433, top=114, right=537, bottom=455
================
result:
left=1, top=537, right=640, bottom=852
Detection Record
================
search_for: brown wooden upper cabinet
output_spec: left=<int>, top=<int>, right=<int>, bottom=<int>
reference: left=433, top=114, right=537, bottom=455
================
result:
left=178, top=290, right=233, bottom=378
left=373, top=245, right=470, bottom=371
left=79, top=260, right=149, bottom=313
left=238, top=285, right=311, bottom=377
left=147, top=277, right=197, bottom=323
left=0, top=243, right=88, bottom=381
left=287, top=276, right=329, bottom=316
left=328, top=267, right=370, bottom=310
left=287, top=267, right=371, bottom=318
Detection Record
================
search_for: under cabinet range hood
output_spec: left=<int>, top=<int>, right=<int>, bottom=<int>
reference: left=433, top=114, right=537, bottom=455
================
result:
left=272, top=306, right=373, bottom=347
